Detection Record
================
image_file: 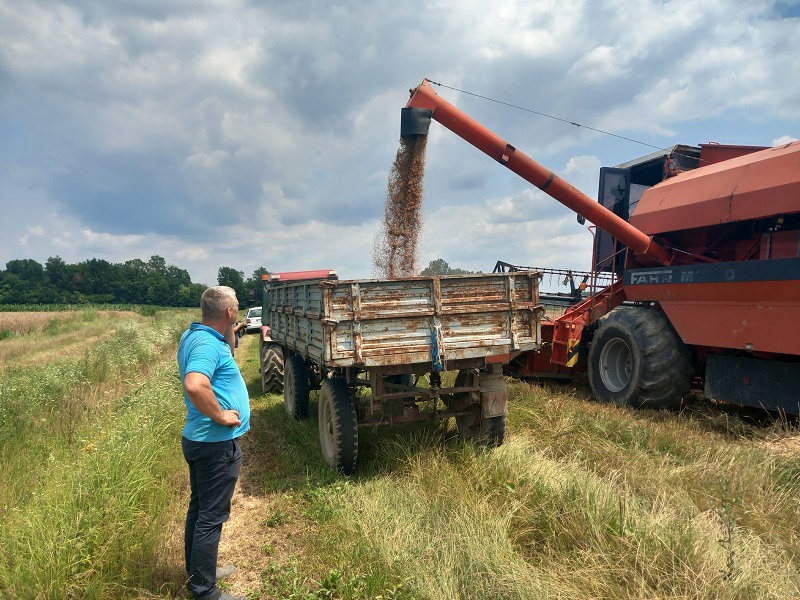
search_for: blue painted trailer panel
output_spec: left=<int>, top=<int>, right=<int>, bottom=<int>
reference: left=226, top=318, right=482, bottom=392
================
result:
left=265, top=272, right=542, bottom=369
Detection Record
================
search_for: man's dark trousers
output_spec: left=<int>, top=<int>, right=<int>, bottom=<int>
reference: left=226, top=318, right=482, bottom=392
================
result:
left=182, top=437, right=243, bottom=600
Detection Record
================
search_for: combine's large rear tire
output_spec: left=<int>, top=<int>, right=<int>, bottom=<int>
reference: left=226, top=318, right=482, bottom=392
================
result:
left=261, top=343, right=284, bottom=394
left=451, top=370, right=506, bottom=447
left=318, top=378, right=358, bottom=474
left=283, top=355, right=310, bottom=420
left=588, top=308, right=692, bottom=410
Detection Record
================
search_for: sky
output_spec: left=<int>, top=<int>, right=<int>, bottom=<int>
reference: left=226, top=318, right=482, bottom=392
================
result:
left=1, top=0, right=798, bottom=292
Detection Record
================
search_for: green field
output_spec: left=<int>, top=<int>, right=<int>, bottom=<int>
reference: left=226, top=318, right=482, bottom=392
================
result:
left=1, top=309, right=798, bottom=599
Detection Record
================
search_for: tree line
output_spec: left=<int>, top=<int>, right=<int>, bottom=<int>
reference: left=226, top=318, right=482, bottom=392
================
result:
left=0, top=255, right=469, bottom=307
left=0, top=256, right=269, bottom=307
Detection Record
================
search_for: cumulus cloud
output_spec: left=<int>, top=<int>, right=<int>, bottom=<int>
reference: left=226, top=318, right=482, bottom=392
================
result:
left=774, top=135, right=799, bottom=145
left=0, top=0, right=797, bottom=285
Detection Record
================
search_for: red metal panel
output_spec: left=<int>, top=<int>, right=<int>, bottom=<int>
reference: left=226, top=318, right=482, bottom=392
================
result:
left=699, top=143, right=768, bottom=165
left=624, top=279, right=800, bottom=355
left=760, top=231, right=800, bottom=260
left=662, top=302, right=800, bottom=356
left=630, top=142, right=800, bottom=235
left=265, top=270, right=337, bottom=282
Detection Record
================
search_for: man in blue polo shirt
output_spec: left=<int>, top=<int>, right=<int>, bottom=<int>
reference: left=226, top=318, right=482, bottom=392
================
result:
left=177, top=285, right=250, bottom=600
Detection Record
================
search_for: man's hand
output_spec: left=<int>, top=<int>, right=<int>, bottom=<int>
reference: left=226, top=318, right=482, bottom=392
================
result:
left=184, top=372, right=241, bottom=428
left=218, top=409, right=241, bottom=428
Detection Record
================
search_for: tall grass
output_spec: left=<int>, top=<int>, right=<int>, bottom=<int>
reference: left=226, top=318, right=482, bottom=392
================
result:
left=233, top=353, right=800, bottom=599
left=290, top=417, right=799, bottom=599
left=2, top=320, right=799, bottom=599
left=0, top=311, right=191, bottom=598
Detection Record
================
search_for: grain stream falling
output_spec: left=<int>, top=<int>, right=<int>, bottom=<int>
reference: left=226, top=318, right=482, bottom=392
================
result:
left=373, top=135, right=428, bottom=278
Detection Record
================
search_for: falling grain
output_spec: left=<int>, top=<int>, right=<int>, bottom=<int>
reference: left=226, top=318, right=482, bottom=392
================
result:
left=373, top=135, right=428, bottom=278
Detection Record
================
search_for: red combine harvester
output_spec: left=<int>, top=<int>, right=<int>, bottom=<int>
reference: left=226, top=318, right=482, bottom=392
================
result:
left=403, top=79, right=800, bottom=414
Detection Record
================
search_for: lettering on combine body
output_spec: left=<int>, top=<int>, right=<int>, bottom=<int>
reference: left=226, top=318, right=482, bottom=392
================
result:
left=630, top=269, right=673, bottom=285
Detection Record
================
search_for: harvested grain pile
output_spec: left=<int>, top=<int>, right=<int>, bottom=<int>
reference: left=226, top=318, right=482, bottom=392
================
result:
left=373, top=135, right=428, bottom=278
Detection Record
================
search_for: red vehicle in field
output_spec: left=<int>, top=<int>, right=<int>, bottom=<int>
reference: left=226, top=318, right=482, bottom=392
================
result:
left=404, top=79, right=800, bottom=414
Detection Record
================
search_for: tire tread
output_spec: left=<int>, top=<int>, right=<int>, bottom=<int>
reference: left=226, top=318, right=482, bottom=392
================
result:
left=318, top=378, right=358, bottom=474
left=261, top=344, right=284, bottom=393
left=589, top=308, right=692, bottom=410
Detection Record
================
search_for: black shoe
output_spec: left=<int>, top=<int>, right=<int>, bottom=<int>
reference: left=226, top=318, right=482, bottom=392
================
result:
left=216, top=564, right=237, bottom=579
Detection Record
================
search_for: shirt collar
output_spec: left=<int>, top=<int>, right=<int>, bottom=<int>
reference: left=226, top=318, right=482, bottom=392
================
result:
left=189, top=322, right=226, bottom=342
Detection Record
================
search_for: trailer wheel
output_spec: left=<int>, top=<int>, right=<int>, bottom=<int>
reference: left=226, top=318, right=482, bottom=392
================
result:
left=261, top=343, right=284, bottom=394
left=283, top=355, right=310, bottom=420
left=452, top=370, right=506, bottom=447
left=588, top=308, right=691, bottom=410
left=318, top=378, right=358, bottom=474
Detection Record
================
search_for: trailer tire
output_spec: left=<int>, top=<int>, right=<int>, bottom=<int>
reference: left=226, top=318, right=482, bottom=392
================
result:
left=261, top=343, right=284, bottom=394
left=452, top=370, right=506, bottom=447
left=283, top=355, right=310, bottom=420
left=588, top=308, right=691, bottom=410
left=318, top=378, right=358, bottom=474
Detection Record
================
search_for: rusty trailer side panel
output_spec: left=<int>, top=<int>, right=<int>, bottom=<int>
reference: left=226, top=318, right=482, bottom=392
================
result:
left=266, top=272, right=543, bottom=368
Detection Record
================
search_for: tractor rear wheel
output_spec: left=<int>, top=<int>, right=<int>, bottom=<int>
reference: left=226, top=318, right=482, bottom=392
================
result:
left=283, top=355, right=310, bottom=419
left=261, top=343, right=284, bottom=393
left=318, top=378, right=358, bottom=474
left=452, top=370, right=506, bottom=447
left=588, top=308, right=691, bottom=410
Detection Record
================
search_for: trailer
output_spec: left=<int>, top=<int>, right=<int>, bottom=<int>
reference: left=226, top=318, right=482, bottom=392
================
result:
left=262, top=271, right=543, bottom=473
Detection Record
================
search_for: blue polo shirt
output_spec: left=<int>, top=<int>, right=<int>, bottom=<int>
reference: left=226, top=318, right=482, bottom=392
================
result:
left=177, top=323, right=250, bottom=442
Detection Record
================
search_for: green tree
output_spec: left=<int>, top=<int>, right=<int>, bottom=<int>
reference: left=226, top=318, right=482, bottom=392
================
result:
left=6, top=258, right=45, bottom=283
left=217, top=267, right=247, bottom=303
left=45, top=256, right=71, bottom=289
left=3, top=259, right=47, bottom=303
left=75, top=258, right=114, bottom=298
left=178, top=283, right=207, bottom=307
left=0, top=254, right=235, bottom=307
left=117, top=259, right=149, bottom=303
left=419, top=258, right=474, bottom=276
left=146, top=255, right=167, bottom=274
left=0, top=272, right=33, bottom=303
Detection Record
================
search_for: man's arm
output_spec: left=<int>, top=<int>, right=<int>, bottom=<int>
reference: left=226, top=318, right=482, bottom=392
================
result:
left=183, top=371, right=241, bottom=427
left=223, top=323, right=236, bottom=354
